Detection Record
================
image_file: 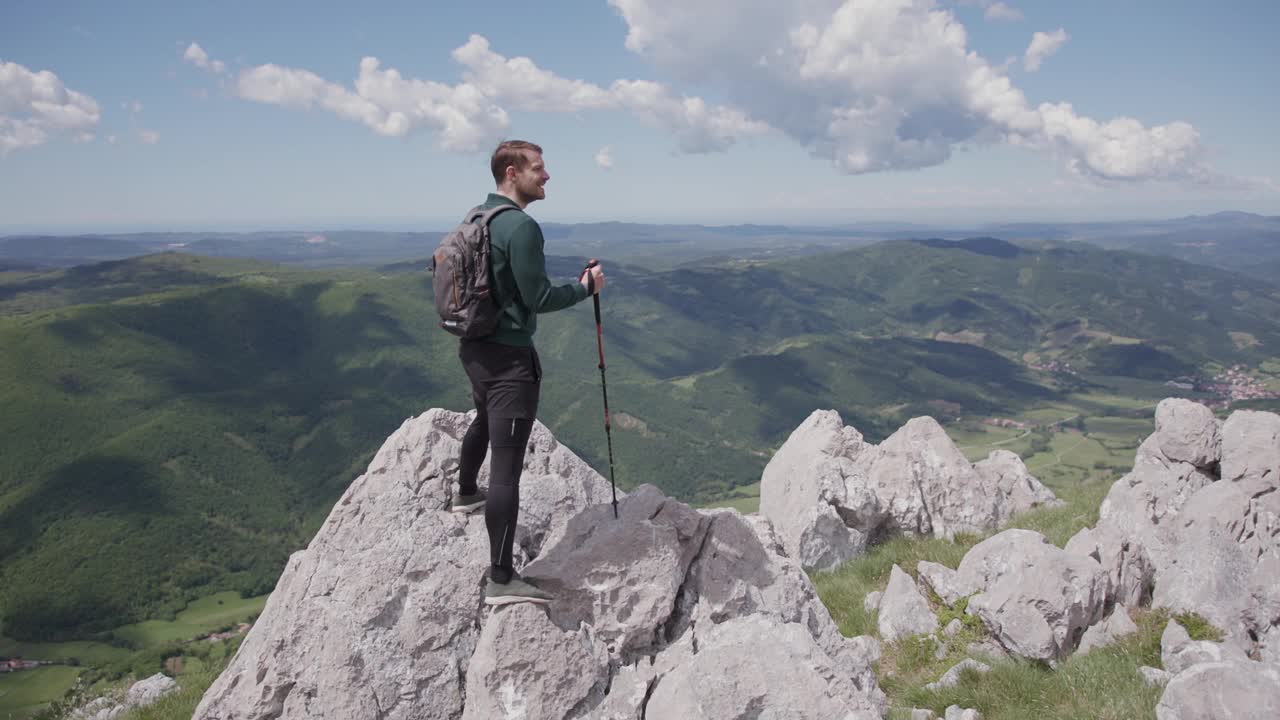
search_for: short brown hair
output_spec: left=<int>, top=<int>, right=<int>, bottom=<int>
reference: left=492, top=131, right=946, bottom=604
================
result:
left=490, top=140, right=543, bottom=184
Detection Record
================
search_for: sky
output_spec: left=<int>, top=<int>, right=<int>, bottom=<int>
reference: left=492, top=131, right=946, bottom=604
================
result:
left=2, top=0, right=1278, bottom=232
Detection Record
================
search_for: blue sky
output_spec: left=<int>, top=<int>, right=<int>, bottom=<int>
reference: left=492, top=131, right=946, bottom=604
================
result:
left=2, top=0, right=1278, bottom=232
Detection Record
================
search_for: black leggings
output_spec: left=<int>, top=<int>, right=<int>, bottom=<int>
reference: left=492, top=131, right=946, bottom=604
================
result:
left=458, top=410, right=533, bottom=584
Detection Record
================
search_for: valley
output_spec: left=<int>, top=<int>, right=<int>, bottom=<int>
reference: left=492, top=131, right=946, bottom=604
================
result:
left=1, top=221, right=1279, bottom=716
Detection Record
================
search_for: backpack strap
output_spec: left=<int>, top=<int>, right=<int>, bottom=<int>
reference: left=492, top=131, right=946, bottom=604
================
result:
left=468, top=203, right=521, bottom=226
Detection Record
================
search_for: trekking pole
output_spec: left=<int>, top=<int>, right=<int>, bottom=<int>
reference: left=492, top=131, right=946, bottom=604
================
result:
left=584, top=260, right=620, bottom=519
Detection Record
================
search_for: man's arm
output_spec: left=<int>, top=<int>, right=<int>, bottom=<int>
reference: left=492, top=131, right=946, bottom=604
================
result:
left=508, top=217, right=589, bottom=313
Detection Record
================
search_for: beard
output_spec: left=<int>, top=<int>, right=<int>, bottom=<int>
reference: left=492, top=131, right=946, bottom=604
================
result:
left=514, top=177, right=545, bottom=206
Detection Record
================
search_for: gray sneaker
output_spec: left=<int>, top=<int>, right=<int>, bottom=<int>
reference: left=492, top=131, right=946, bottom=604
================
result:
left=451, top=489, right=486, bottom=514
left=485, top=574, right=553, bottom=606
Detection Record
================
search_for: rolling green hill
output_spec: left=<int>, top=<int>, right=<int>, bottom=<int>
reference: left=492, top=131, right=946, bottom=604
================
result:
left=3, top=239, right=1279, bottom=641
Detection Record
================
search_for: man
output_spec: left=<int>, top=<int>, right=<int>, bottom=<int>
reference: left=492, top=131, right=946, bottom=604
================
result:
left=451, top=140, right=605, bottom=606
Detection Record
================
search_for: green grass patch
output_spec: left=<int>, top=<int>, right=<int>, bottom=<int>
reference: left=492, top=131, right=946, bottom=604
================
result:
left=0, top=665, right=82, bottom=718
left=812, top=534, right=977, bottom=638
left=901, top=608, right=1175, bottom=719
left=113, top=592, right=265, bottom=646
left=1003, top=480, right=1111, bottom=548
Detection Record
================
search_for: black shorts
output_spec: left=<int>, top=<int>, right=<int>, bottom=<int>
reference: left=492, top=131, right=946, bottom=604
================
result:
left=459, top=339, right=542, bottom=419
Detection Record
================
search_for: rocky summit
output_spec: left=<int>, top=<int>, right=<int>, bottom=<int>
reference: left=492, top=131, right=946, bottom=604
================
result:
left=193, top=408, right=885, bottom=720
left=193, top=398, right=1280, bottom=719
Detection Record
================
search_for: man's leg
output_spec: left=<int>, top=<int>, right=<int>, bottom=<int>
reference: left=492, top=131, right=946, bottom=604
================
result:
left=456, top=405, right=488, bottom=498
left=484, top=415, right=533, bottom=584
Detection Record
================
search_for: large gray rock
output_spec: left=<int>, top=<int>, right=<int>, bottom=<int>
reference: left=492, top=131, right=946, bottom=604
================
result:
left=1161, top=620, right=1248, bottom=676
left=643, top=616, right=883, bottom=720
left=917, top=561, right=966, bottom=607
left=1096, top=434, right=1216, bottom=573
left=1075, top=402, right=1280, bottom=661
left=878, top=565, right=939, bottom=642
left=1220, top=410, right=1280, bottom=484
left=760, top=411, right=1058, bottom=571
left=462, top=604, right=609, bottom=720
left=72, top=674, right=178, bottom=720
left=1076, top=606, right=1138, bottom=655
left=194, top=409, right=618, bottom=720
left=1154, top=398, right=1221, bottom=469
left=197, top=409, right=886, bottom=719
left=1064, top=524, right=1154, bottom=609
left=1157, top=660, right=1280, bottom=720
left=957, top=529, right=1108, bottom=663
left=974, top=449, right=1063, bottom=518
left=1153, top=477, right=1280, bottom=658
left=925, top=658, right=990, bottom=691
left=758, top=410, right=873, bottom=570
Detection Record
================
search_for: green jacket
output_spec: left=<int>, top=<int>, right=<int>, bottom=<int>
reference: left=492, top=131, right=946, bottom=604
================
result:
left=481, top=193, right=589, bottom=346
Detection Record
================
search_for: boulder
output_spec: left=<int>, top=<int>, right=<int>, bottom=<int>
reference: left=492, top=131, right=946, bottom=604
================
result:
left=643, top=616, right=883, bottom=720
left=924, top=658, right=990, bottom=691
left=196, top=409, right=886, bottom=719
left=1220, top=410, right=1280, bottom=484
left=917, top=560, right=967, bottom=607
left=1139, top=666, right=1170, bottom=686
left=1064, top=524, right=1153, bottom=608
left=1156, top=661, right=1280, bottom=720
left=1095, top=434, right=1216, bottom=573
left=957, top=529, right=1107, bottom=663
left=758, top=410, right=872, bottom=570
left=878, top=565, right=939, bottom=643
left=911, top=710, right=937, bottom=720
left=864, top=417, right=1009, bottom=540
left=974, top=449, right=1063, bottom=519
left=1161, top=620, right=1247, bottom=676
left=944, top=706, right=983, bottom=720
left=72, top=673, right=178, bottom=720
left=1154, top=398, right=1221, bottom=469
left=943, top=619, right=964, bottom=637
left=864, top=590, right=883, bottom=613
left=1076, top=606, right=1138, bottom=655
left=760, top=411, right=1059, bottom=571
left=1152, top=477, right=1280, bottom=658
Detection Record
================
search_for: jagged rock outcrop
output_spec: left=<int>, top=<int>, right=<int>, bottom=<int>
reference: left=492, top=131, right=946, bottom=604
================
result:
left=760, top=410, right=1059, bottom=571
left=1070, top=399, right=1280, bottom=661
left=195, top=409, right=885, bottom=720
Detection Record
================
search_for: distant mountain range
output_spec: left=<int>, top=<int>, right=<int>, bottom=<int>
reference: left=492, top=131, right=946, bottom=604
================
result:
left=6, top=211, right=1278, bottom=277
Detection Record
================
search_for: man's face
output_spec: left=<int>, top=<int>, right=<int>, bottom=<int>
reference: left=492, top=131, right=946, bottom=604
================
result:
left=509, top=151, right=549, bottom=205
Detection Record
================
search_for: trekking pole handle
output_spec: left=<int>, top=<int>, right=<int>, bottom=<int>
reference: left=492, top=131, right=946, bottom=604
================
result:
left=581, top=259, right=600, bottom=296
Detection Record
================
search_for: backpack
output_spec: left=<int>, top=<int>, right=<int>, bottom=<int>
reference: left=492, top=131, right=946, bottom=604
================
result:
left=429, top=204, right=520, bottom=338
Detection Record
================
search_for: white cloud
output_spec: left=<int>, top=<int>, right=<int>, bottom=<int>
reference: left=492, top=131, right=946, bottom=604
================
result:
left=210, top=34, right=766, bottom=155
left=984, top=2, right=1023, bottom=21
left=607, top=0, right=1208, bottom=182
left=233, top=58, right=508, bottom=151
left=595, top=145, right=615, bottom=170
left=139, top=129, right=160, bottom=144
left=1024, top=28, right=1069, bottom=72
left=452, top=34, right=767, bottom=152
left=107, top=134, right=118, bottom=145
left=183, top=42, right=226, bottom=74
left=0, top=61, right=101, bottom=155
left=957, top=0, right=1023, bottom=22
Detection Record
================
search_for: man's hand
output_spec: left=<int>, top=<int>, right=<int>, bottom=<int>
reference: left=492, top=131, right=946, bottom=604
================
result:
left=580, top=261, right=606, bottom=295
